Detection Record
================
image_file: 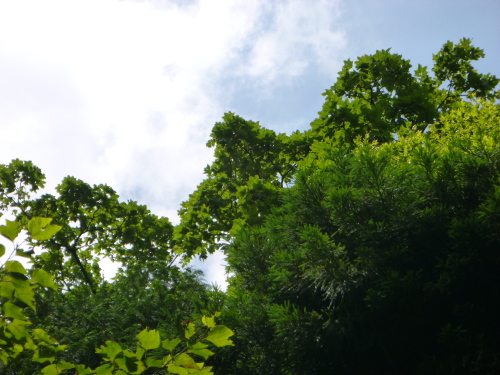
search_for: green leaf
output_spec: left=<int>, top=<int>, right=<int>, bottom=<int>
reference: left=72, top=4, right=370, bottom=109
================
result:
left=0, top=220, right=23, bottom=241
left=167, top=364, right=189, bottom=375
left=33, top=329, right=57, bottom=344
left=74, top=365, right=93, bottom=375
left=93, top=364, right=114, bottom=375
left=96, top=340, right=122, bottom=361
left=145, top=357, right=164, bottom=367
left=7, top=319, right=31, bottom=340
left=184, top=322, right=196, bottom=339
left=162, top=338, right=181, bottom=352
left=136, top=328, right=160, bottom=350
left=15, top=249, right=35, bottom=258
left=201, top=313, right=220, bottom=329
left=14, top=287, right=35, bottom=310
left=31, top=269, right=58, bottom=291
left=115, top=355, right=138, bottom=373
left=0, top=281, right=15, bottom=299
left=27, top=217, right=62, bottom=241
left=174, top=353, right=200, bottom=369
left=0, top=244, right=5, bottom=257
left=135, top=345, right=145, bottom=360
left=3, top=302, right=26, bottom=320
left=40, top=364, right=59, bottom=375
left=204, top=326, right=234, bottom=347
left=188, top=347, right=214, bottom=361
left=5, top=260, right=27, bottom=275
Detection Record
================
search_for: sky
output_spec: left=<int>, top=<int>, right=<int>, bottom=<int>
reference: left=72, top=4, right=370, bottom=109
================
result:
left=1, top=0, right=499, bottom=288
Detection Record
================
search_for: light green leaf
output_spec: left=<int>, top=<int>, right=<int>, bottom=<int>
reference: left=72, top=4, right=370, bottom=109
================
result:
left=31, top=269, right=58, bottom=291
left=174, top=353, right=200, bottom=369
left=5, top=260, right=27, bottom=275
left=184, top=322, right=196, bottom=339
left=33, top=329, right=57, bottom=344
left=74, top=365, right=94, bottom=375
left=136, top=328, right=160, bottom=350
left=40, top=364, right=58, bottom=375
left=15, top=249, right=35, bottom=258
left=93, top=363, right=114, bottom=375
left=0, top=220, right=23, bottom=241
left=145, top=357, right=164, bottom=368
left=201, top=313, right=220, bottom=329
left=27, top=217, right=62, bottom=241
left=14, top=287, right=35, bottom=310
left=3, top=302, right=26, bottom=320
left=96, top=340, right=122, bottom=361
left=0, top=281, right=15, bottom=299
left=135, top=345, right=145, bottom=360
left=188, top=347, right=214, bottom=360
left=167, top=363, right=189, bottom=375
left=162, top=338, right=181, bottom=352
left=0, top=244, right=5, bottom=257
left=204, top=326, right=234, bottom=347
left=7, top=319, right=31, bottom=340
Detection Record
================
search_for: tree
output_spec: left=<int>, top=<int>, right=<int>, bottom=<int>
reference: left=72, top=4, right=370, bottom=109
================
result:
left=216, top=40, right=500, bottom=374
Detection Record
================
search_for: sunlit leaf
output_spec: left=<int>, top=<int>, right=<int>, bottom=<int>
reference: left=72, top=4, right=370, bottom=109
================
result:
left=27, top=217, right=62, bottom=241
left=136, top=328, right=160, bottom=350
left=204, top=326, right=234, bottom=347
left=3, top=302, right=26, bottom=320
left=0, top=220, right=22, bottom=241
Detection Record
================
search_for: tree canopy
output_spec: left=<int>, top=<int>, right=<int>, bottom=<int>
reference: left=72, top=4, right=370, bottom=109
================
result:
left=1, top=37, right=499, bottom=374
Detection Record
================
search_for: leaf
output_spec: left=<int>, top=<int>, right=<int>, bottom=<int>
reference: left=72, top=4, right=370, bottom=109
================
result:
left=184, top=322, right=196, bottom=339
left=145, top=357, right=164, bottom=367
left=162, top=338, right=181, bottom=352
left=3, top=302, right=26, bottom=320
left=93, top=364, right=114, bottom=375
left=201, top=313, right=220, bottom=329
left=5, top=260, right=27, bottom=275
left=27, top=217, right=62, bottom=241
left=188, top=347, right=214, bottom=361
left=0, top=244, right=5, bottom=257
left=136, top=328, right=160, bottom=350
left=31, top=269, right=58, bottom=291
left=15, top=249, right=35, bottom=258
left=167, top=364, right=189, bottom=375
left=40, top=364, right=59, bottom=375
left=14, top=287, right=35, bottom=310
left=96, top=340, right=122, bottom=361
left=204, top=326, right=234, bottom=347
left=0, top=281, right=15, bottom=299
left=33, top=329, right=57, bottom=344
left=0, top=220, right=23, bottom=241
left=7, top=319, right=31, bottom=340
left=174, top=353, right=200, bottom=369
left=74, top=365, right=94, bottom=375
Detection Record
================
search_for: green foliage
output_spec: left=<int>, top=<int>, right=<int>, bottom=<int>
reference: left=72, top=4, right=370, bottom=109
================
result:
left=174, top=113, right=307, bottom=261
left=310, top=38, right=499, bottom=146
left=222, top=99, right=500, bottom=374
left=93, top=315, right=234, bottom=375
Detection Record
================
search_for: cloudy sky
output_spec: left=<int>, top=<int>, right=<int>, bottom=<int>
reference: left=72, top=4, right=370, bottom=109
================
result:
left=1, top=0, right=499, bottom=287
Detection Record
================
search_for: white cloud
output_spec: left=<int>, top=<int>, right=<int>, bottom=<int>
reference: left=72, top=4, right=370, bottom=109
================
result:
left=0, top=0, right=346, bottom=288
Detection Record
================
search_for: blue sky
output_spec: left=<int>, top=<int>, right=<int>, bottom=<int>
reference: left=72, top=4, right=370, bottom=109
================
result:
left=1, top=0, right=498, bottom=287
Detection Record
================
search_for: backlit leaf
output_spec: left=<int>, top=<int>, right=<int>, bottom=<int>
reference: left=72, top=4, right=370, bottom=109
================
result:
left=136, top=328, right=160, bottom=350
left=0, top=220, right=22, bottom=241
left=204, top=326, right=234, bottom=347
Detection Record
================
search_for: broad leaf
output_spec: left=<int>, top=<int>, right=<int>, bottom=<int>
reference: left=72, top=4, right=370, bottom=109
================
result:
left=0, top=220, right=22, bottom=241
left=136, top=328, right=160, bottom=350
left=27, top=217, right=62, bottom=241
left=204, top=326, right=234, bottom=347
left=3, top=302, right=26, bottom=320
left=31, top=269, right=58, bottom=291
left=5, top=260, right=26, bottom=275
